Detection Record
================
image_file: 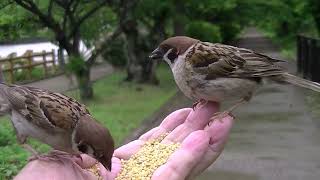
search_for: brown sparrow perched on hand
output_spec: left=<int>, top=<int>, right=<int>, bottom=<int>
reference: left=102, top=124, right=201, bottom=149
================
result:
left=149, top=36, right=320, bottom=119
left=0, top=83, right=114, bottom=170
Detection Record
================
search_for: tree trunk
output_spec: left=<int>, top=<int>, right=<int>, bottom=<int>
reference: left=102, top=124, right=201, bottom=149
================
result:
left=58, top=46, right=66, bottom=71
left=123, top=20, right=143, bottom=82
left=67, top=46, right=94, bottom=101
left=124, top=32, right=142, bottom=82
left=76, top=66, right=93, bottom=101
left=140, top=60, right=159, bottom=85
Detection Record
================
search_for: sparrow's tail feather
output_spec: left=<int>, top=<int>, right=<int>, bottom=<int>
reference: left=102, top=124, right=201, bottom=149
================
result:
left=281, top=73, right=320, bottom=92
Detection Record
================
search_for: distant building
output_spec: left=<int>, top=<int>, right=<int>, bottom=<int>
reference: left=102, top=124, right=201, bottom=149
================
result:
left=0, top=38, right=92, bottom=63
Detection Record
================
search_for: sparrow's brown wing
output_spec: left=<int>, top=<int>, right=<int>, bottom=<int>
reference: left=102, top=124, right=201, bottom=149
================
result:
left=4, top=85, right=89, bottom=131
left=186, top=42, right=285, bottom=80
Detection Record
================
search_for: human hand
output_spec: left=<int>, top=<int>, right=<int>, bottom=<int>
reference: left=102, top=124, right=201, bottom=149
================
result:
left=15, top=102, right=234, bottom=180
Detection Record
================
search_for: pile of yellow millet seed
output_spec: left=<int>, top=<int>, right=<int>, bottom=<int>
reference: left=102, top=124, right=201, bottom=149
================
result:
left=86, top=162, right=103, bottom=180
left=116, top=133, right=181, bottom=180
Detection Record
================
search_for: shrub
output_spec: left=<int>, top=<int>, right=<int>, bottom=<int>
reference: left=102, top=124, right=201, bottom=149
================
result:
left=186, top=21, right=223, bottom=43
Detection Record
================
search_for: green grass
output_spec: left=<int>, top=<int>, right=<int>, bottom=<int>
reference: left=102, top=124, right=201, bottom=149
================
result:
left=0, top=64, right=177, bottom=179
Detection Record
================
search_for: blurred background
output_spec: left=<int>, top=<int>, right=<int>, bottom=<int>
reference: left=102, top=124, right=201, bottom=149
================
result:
left=0, top=0, right=319, bottom=179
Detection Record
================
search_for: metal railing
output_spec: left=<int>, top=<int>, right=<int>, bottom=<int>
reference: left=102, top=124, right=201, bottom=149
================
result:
left=297, top=35, right=320, bottom=82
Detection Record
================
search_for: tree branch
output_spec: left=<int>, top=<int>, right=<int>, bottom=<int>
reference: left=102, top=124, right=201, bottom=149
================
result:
left=70, top=0, right=80, bottom=13
left=14, top=0, right=72, bottom=52
left=86, top=26, right=122, bottom=66
left=47, top=0, right=53, bottom=16
left=14, top=0, right=61, bottom=33
left=68, top=0, right=111, bottom=39
left=86, top=0, right=138, bottom=66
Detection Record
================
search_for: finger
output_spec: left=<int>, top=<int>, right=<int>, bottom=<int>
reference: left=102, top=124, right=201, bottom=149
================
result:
left=147, top=108, right=192, bottom=140
left=187, top=115, right=234, bottom=179
left=139, top=127, right=161, bottom=141
left=152, top=131, right=210, bottom=180
left=102, top=157, right=122, bottom=179
left=116, top=109, right=191, bottom=160
left=160, top=108, right=192, bottom=130
left=162, top=102, right=219, bottom=143
left=113, top=140, right=145, bottom=160
left=15, top=158, right=96, bottom=180
left=74, top=154, right=98, bottom=169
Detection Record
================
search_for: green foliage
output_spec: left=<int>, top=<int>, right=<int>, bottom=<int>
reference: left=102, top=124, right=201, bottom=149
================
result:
left=255, top=0, right=318, bottom=38
left=0, top=1, right=49, bottom=41
left=252, top=0, right=319, bottom=59
left=66, top=56, right=86, bottom=75
left=186, top=21, right=222, bottom=43
left=81, top=7, right=118, bottom=46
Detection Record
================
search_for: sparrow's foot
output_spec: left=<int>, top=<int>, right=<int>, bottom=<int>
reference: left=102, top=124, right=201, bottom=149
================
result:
left=192, top=99, right=208, bottom=110
left=208, top=98, right=248, bottom=125
left=209, top=111, right=230, bottom=125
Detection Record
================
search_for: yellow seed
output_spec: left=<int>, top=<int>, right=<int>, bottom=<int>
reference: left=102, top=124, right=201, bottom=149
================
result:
left=116, top=133, right=180, bottom=180
left=86, top=163, right=103, bottom=180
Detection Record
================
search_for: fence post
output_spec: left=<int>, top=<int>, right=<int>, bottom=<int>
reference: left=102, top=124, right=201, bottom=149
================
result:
left=7, top=52, right=17, bottom=83
left=42, top=50, right=48, bottom=77
left=24, top=50, right=33, bottom=80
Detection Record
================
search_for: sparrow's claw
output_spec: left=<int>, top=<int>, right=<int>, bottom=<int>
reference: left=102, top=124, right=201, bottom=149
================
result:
left=192, top=102, right=199, bottom=110
left=192, top=99, right=208, bottom=111
left=208, top=111, right=230, bottom=126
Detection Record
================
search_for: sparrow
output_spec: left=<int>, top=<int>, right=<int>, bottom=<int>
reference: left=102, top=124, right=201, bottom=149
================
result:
left=0, top=83, right=114, bottom=170
left=149, top=36, right=320, bottom=118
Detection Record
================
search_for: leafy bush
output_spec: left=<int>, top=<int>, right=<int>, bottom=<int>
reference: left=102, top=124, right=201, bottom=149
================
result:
left=66, top=56, right=86, bottom=75
left=219, top=22, right=242, bottom=43
left=186, top=21, right=222, bottom=43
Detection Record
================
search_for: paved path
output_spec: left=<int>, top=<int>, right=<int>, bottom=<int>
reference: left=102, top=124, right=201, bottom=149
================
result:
left=198, top=28, right=320, bottom=180
left=24, top=62, right=114, bottom=92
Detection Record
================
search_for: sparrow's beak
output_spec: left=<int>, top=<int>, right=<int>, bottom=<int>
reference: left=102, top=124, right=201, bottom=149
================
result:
left=99, top=155, right=112, bottom=171
left=149, top=48, right=164, bottom=60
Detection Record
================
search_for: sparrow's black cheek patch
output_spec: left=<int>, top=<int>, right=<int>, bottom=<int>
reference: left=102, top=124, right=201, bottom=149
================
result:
left=78, top=144, right=88, bottom=153
left=168, top=49, right=178, bottom=63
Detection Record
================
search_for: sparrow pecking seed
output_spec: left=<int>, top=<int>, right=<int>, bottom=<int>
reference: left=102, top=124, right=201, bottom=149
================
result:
left=116, top=133, right=180, bottom=180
